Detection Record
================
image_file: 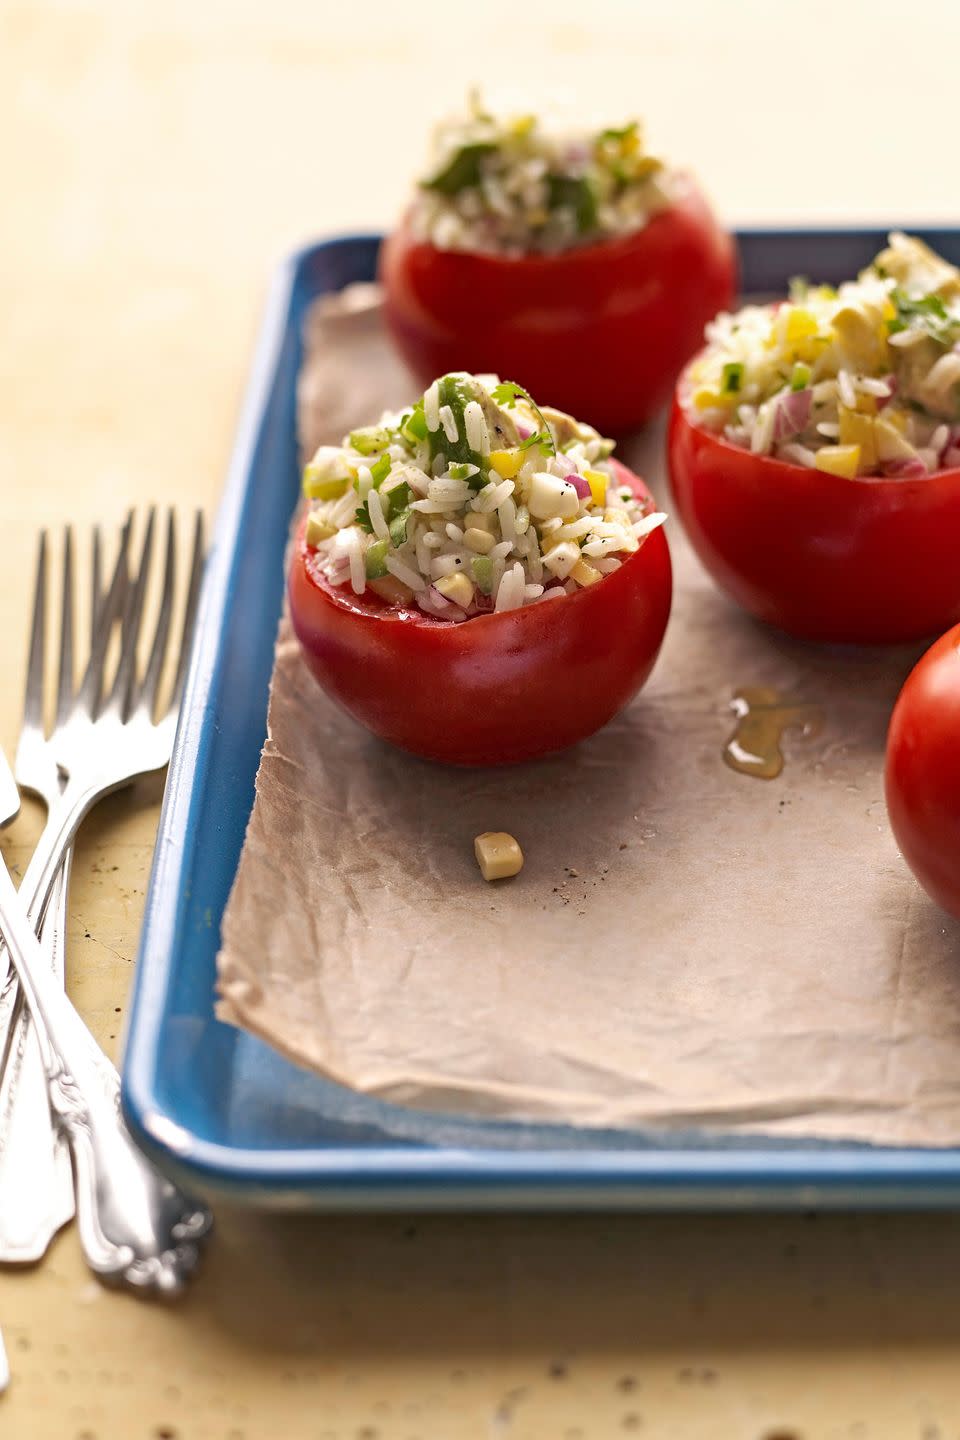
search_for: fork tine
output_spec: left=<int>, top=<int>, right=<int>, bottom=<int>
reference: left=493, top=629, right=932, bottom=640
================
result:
left=106, top=508, right=156, bottom=717
left=77, top=513, right=133, bottom=715
left=168, top=511, right=205, bottom=716
left=54, top=528, right=74, bottom=729
left=91, top=524, right=102, bottom=644
left=136, top=510, right=176, bottom=718
left=22, top=534, right=47, bottom=734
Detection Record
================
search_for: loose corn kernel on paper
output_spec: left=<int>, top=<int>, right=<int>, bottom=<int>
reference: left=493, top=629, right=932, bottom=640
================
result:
left=216, top=288, right=960, bottom=1146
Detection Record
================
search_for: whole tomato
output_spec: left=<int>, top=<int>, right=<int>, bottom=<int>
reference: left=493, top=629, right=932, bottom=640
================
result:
left=288, top=461, right=672, bottom=766
left=885, top=624, right=960, bottom=920
left=379, top=179, right=736, bottom=435
left=668, top=392, right=960, bottom=644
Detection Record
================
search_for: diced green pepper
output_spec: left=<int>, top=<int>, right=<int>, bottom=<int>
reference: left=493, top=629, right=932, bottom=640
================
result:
left=790, top=362, right=811, bottom=392
left=721, top=362, right=743, bottom=395
left=349, top=426, right=392, bottom=456
left=370, top=453, right=392, bottom=487
left=470, top=554, right=494, bottom=595
left=401, top=404, right=429, bottom=445
left=303, top=467, right=351, bottom=501
left=389, top=509, right=411, bottom=547
left=364, top=539, right=390, bottom=579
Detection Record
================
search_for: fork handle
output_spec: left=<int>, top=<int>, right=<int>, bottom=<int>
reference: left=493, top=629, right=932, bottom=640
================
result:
left=0, top=840, right=211, bottom=1291
left=0, top=859, right=75, bottom=1261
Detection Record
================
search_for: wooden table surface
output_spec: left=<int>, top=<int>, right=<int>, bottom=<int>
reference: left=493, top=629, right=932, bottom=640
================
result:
left=3, top=2, right=960, bottom=1435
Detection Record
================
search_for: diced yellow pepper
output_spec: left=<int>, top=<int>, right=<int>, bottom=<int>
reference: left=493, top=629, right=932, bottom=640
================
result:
left=785, top=307, right=819, bottom=344
left=838, top=406, right=877, bottom=471
left=489, top=448, right=523, bottom=479
left=435, top=572, right=474, bottom=608
left=474, top=832, right=524, bottom=882
left=814, top=444, right=861, bottom=479
left=585, top=469, right=608, bottom=507
left=875, top=417, right=919, bottom=463
left=570, top=558, right=603, bottom=587
left=692, top=387, right=728, bottom=410
left=832, top=306, right=884, bottom=369
left=305, top=513, right=336, bottom=547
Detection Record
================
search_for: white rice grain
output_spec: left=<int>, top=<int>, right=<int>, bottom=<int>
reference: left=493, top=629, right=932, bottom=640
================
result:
left=385, top=555, right=427, bottom=592
left=438, top=404, right=459, bottom=444
left=345, top=529, right=365, bottom=595
left=464, top=401, right=490, bottom=455
left=366, top=487, right=389, bottom=542
left=494, top=561, right=525, bottom=613
left=837, top=369, right=857, bottom=410
left=423, top=380, right=440, bottom=433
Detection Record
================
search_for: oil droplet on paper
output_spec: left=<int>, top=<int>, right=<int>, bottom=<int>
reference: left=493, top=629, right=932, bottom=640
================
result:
left=723, top=686, right=823, bottom=780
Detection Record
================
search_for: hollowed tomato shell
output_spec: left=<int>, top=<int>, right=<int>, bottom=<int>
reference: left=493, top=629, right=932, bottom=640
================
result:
left=288, top=461, right=672, bottom=765
left=668, top=395, right=960, bottom=644
left=378, top=179, right=736, bottom=435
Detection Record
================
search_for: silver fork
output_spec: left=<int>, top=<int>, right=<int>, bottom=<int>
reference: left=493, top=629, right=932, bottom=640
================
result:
left=0, top=511, right=211, bottom=1288
left=0, top=739, right=209, bottom=1293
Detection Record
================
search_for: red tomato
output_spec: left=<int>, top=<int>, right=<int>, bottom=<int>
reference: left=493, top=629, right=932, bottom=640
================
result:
left=378, top=178, right=736, bottom=435
left=668, top=392, right=960, bottom=643
left=288, top=462, right=672, bottom=765
left=885, top=625, right=960, bottom=919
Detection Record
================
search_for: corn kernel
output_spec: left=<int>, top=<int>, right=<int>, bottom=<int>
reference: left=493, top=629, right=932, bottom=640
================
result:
left=490, top=448, right=523, bottom=479
left=464, top=526, right=495, bottom=554
left=570, top=558, right=603, bottom=587
left=814, top=444, right=861, bottom=479
left=305, top=514, right=336, bottom=546
left=465, top=509, right=496, bottom=532
left=474, top=832, right=524, bottom=882
left=585, top=469, right=608, bottom=507
left=435, top=572, right=474, bottom=608
left=838, top=407, right=877, bottom=471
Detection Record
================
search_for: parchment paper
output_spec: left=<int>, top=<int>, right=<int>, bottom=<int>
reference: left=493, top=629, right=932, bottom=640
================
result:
left=216, top=286, right=960, bottom=1146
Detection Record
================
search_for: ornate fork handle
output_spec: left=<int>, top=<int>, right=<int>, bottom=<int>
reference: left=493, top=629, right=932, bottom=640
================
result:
left=0, top=791, right=211, bottom=1293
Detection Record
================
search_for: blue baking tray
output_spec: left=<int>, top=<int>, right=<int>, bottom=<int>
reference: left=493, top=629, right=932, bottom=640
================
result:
left=123, top=226, right=960, bottom=1209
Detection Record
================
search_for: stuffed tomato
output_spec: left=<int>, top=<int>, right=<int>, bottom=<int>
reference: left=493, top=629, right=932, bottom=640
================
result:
left=668, top=233, right=960, bottom=644
left=885, top=624, right=960, bottom=920
left=379, top=96, right=735, bottom=434
left=288, top=372, right=672, bottom=765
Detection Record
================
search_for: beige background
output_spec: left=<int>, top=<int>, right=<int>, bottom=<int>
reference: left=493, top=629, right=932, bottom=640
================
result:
left=3, top=1, right=960, bottom=1435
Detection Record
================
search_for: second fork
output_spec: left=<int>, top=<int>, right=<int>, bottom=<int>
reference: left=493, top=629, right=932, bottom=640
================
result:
left=0, top=510, right=203, bottom=1271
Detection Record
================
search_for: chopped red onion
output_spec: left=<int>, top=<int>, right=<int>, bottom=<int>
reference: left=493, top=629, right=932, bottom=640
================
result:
left=516, top=422, right=534, bottom=441
left=876, top=374, right=897, bottom=410
left=881, top=458, right=928, bottom=479
left=568, top=473, right=592, bottom=499
left=773, top=387, right=812, bottom=440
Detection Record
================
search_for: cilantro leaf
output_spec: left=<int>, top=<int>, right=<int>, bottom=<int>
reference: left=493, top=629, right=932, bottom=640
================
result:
left=421, top=143, right=496, bottom=196
left=355, top=501, right=374, bottom=534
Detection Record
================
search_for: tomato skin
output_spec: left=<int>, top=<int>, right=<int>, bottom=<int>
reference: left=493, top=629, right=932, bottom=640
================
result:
left=378, top=179, right=736, bottom=435
left=667, top=396, right=960, bottom=643
left=288, top=462, right=672, bottom=766
left=885, top=625, right=960, bottom=919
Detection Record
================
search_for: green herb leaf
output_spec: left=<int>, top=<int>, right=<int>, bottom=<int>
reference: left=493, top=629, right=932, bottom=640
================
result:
left=889, top=287, right=958, bottom=344
left=490, top=380, right=556, bottom=458
left=421, top=143, right=496, bottom=196
left=545, top=173, right=597, bottom=235
left=355, top=501, right=374, bottom=534
left=598, top=122, right=639, bottom=144
left=383, top=480, right=411, bottom=519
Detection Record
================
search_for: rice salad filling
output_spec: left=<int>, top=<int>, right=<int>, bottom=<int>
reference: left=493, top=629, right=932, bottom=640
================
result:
left=686, top=233, right=960, bottom=479
left=302, top=373, right=665, bottom=623
left=410, top=92, right=675, bottom=256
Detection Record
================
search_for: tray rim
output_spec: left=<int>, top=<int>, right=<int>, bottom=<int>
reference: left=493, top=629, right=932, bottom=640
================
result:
left=122, top=224, right=960, bottom=1209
